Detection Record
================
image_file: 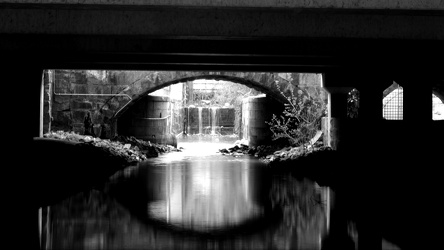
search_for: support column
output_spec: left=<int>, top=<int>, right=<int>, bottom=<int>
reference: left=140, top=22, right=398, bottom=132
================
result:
left=403, top=82, right=432, bottom=122
left=322, top=72, right=385, bottom=250
left=321, top=73, right=355, bottom=250
left=323, top=86, right=350, bottom=151
left=357, top=80, right=388, bottom=151
left=2, top=62, right=44, bottom=250
left=388, top=77, right=437, bottom=250
left=400, top=78, right=432, bottom=147
left=359, top=86, right=384, bottom=121
left=353, top=81, right=387, bottom=250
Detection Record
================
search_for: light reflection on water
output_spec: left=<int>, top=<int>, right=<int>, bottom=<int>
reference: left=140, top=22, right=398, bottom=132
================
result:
left=146, top=157, right=263, bottom=232
left=42, top=140, right=330, bottom=250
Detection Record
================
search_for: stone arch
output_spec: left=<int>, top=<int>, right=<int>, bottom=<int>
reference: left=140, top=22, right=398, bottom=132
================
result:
left=47, top=70, right=324, bottom=136
left=110, top=71, right=318, bottom=121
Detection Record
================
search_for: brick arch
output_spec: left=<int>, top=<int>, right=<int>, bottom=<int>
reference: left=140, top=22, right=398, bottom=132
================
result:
left=110, top=71, right=309, bottom=120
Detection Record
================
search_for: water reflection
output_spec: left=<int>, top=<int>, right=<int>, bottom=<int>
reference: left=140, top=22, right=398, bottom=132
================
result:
left=147, top=160, right=263, bottom=232
left=43, top=142, right=330, bottom=250
left=109, top=150, right=272, bottom=236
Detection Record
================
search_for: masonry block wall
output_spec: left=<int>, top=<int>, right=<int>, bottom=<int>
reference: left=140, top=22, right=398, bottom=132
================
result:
left=47, top=70, right=131, bottom=137
left=45, top=70, right=324, bottom=139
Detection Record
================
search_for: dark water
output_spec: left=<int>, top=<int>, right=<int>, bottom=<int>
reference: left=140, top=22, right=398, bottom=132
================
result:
left=41, top=142, right=330, bottom=250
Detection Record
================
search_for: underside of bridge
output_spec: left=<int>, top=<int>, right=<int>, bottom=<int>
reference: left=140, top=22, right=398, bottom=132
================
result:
left=2, top=1, right=443, bottom=250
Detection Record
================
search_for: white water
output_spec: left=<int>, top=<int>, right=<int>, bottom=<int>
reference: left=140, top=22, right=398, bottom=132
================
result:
left=211, top=107, right=219, bottom=135
left=198, top=107, right=203, bottom=134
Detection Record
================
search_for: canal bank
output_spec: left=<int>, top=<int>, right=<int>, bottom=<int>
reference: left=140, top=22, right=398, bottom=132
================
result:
left=43, top=131, right=181, bottom=166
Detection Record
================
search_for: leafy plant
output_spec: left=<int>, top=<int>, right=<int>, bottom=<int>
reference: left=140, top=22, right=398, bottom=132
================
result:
left=266, top=80, right=326, bottom=148
left=347, top=88, right=360, bottom=119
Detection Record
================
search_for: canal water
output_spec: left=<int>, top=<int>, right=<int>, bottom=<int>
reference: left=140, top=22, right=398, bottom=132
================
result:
left=41, top=139, right=330, bottom=250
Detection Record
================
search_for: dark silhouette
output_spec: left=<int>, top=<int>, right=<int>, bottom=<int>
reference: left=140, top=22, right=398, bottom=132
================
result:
left=83, top=111, right=95, bottom=136
left=100, top=117, right=109, bottom=139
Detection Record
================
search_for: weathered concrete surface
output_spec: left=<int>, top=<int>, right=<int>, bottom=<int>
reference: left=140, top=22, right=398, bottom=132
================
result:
left=117, top=95, right=178, bottom=145
left=1, top=6, right=443, bottom=40
left=242, top=95, right=283, bottom=146
left=1, top=0, right=442, bottom=10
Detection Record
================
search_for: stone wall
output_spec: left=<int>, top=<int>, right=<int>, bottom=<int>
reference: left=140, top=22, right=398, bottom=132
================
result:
left=46, top=70, right=322, bottom=138
left=49, top=70, right=131, bottom=137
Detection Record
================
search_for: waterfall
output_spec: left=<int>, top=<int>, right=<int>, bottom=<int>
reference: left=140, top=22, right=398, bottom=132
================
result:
left=198, top=107, right=202, bottom=135
left=211, top=107, right=218, bottom=135
left=187, top=107, right=190, bottom=135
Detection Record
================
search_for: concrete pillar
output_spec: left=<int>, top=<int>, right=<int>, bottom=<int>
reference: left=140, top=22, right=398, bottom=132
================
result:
left=320, top=73, right=355, bottom=250
left=323, top=87, right=351, bottom=151
left=322, top=72, right=385, bottom=250
left=399, top=78, right=433, bottom=147
left=353, top=83, right=387, bottom=250
left=2, top=62, right=44, bottom=250
left=403, top=82, right=432, bottom=122
left=356, top=81, right=389, bottom=152
left=359, top=86, right=384, bottom=121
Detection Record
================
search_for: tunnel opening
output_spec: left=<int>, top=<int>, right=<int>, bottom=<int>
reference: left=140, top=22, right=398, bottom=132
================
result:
left=35, top=66, right=444, bottom=250
left=43, top=70, right=327, bottom=148
left=37, top=64, right=444, bottom=250
left=116, top=78, right=269, bottom=148
left=40, top=69, right=335, bottom=250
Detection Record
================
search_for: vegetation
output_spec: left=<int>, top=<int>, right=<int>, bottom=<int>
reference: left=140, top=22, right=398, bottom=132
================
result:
left=266, top=80, right=327, bottom=148
left=347, top=88, right=360, bottom=118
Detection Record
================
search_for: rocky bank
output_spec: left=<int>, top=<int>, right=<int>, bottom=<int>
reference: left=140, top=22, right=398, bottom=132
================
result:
left=218, top=139, right=329, bottom=165
left=44, top=131, right=180, bottom=166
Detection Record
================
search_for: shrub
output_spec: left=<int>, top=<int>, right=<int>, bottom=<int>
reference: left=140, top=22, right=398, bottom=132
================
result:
left=266, top=81, right=326, bottom=148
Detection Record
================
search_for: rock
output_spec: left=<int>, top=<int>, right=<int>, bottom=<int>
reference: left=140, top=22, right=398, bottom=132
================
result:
left=123, top=143, right=131, bottom=149
left=146, top=150, right=159, bottom=158
left=233, top=152, right=244, bottom=157
left=219, top=148, right=229, bottom=154
left=247, top=147, right=256, bottom=155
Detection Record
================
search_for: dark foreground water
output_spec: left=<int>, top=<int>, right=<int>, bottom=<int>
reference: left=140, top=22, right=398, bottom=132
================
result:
left=40, top=142, right=330, bottom=250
